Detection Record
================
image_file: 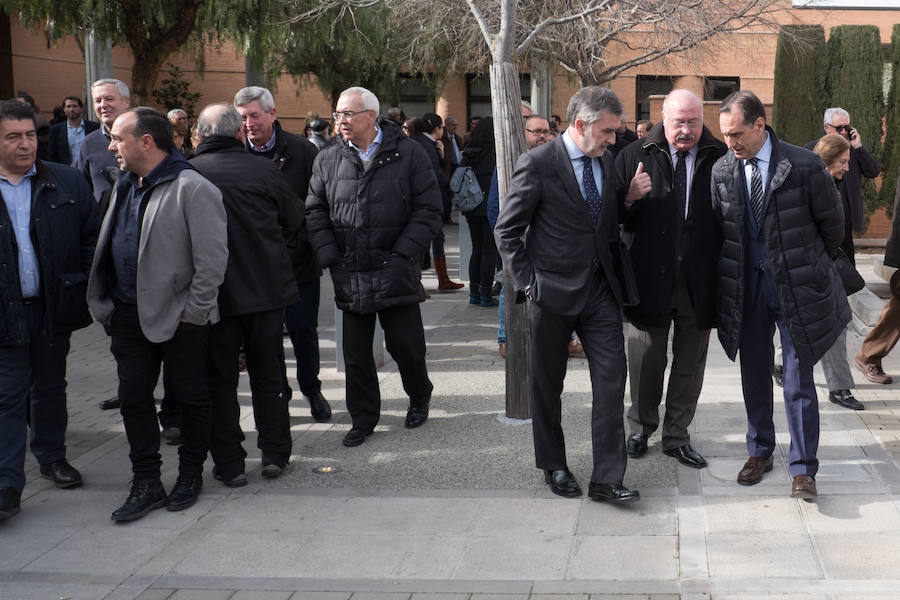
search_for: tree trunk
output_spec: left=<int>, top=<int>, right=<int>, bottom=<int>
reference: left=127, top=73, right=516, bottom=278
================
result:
left=489, top=61, right=531, bottom=420
left=529, top=56, right=552, bottom=118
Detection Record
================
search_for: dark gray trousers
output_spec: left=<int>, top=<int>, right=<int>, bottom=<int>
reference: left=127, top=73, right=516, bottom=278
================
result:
left=626, top=271, right=710, bottom=450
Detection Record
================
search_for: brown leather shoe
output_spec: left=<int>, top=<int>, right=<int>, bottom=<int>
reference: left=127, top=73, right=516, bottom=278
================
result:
left=498, top=342, right=506, bottom=359
left=791, top=474, right=817, bottom=499
left=568, top=339, right=584, bottom=357
left=854, top=356, right=893, bottom=384
left=737, top=455, right=774, bottom=486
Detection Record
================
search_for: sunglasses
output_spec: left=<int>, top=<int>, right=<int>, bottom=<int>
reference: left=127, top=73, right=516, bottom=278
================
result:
left=828, top=124, right=851, bottom=133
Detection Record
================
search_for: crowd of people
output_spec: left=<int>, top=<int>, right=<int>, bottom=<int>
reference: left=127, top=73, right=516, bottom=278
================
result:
left=0, top=76, right=891, bottom=524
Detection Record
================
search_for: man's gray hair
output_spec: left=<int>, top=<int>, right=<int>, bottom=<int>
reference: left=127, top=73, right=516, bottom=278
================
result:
left=521, top=100, right=532, bottom=111
left=340, top=86, right=380, bottom=114
left=234, top=86, right=275, bottom=112
left=197, top=103, right=242, bottom=139
left=824, top=107, right=850, bottom=126
left=565, top=86, right=623, bottom=125
left=167, top=108, right=187, bottom=120
left=91, top=78, right=130, bottom=99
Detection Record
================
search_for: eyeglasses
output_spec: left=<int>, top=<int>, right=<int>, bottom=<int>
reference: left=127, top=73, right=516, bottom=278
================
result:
left=332, top=110, right=370, bottom=121
left=525, top=128, right=551, bottom=137
left=670, top=119, right=700, bottom=130
left=828, top=124, right=851, bottom=132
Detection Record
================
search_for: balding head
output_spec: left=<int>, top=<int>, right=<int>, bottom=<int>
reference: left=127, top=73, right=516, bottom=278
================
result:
left=196, top=103, right=243, bottom=142
left=662, top=89, right=703, bottom=151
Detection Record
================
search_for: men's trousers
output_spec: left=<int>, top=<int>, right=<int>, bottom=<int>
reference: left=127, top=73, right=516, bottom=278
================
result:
left=282, top=277, right=323, bottom=398
left=858, top=295, right=900, bottom=366
left=528, top=274, right=627, bottom=484
left=627, top=270, right=710, bottom=450
left=0, top=301, right=70, bottom=492
left=109, top=303, right=211, bottom=481
left=209, top=308, right=289, bottom=478
left=739, top=270, right=819, bottom=478
left=342, top=303, right=432, bottom=433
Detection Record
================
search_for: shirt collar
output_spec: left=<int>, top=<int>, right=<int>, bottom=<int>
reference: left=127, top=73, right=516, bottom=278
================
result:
left=747, top=132, right=772, bottom=166
left=67, top=120, right=84, bottom=131
left=668, top=143, right=698, bottom=159
left=562, top=127, right=586, bottom=161
left=0, top=164, right=37, bottom=185
left=347, top=125, right=382, bottom=155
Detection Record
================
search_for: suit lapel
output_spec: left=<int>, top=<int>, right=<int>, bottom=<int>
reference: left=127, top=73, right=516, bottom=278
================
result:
left=552, top=136, right=594, bottom=222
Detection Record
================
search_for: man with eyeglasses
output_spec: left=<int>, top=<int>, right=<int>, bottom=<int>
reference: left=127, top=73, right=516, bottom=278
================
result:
left=614, top=89, right=726, bottom=470
left=307, top=86, right=441, bottom=447
left=233, top=87, right=333, bottom=440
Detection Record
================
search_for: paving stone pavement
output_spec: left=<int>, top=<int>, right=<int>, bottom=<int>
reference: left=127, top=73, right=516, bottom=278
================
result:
left=3, top=238, right=900, bottom=600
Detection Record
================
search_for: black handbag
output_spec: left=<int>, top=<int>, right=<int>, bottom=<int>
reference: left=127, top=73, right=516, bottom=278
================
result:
left=833, top=249, right=864, bottom=295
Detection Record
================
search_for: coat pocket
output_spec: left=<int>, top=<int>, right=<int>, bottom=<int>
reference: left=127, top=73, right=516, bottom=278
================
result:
left=55, top=272, right=90, bottom=328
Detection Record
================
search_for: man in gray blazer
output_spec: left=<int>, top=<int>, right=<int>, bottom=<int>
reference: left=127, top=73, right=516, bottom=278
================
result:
left=87, top=107, right=228, bottom=522
left=494, top=87, right=638, bottom=503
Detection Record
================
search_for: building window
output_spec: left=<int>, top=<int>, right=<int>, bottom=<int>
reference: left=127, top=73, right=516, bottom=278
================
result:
left=395, top=74, right=435, bottom=119
left=635, top=76, right=674, bottom=122
left=466, top=73, right=531, bottom=129
left=704, top=77, right=740, bottom=101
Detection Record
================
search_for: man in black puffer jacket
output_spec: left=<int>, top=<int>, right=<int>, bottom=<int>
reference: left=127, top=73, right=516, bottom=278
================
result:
left=307, top=87, right=441, bottom=448
left=712, top=91, right=849, bottom=500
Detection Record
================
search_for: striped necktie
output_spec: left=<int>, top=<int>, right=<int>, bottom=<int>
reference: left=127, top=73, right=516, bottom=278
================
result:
left=748, top=157, right=765, bottom=225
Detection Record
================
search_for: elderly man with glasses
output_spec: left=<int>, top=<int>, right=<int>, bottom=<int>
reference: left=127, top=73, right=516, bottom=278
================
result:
left=307, top=87, right=441, bottom=448
left=614, top=89, right=726, bottom=470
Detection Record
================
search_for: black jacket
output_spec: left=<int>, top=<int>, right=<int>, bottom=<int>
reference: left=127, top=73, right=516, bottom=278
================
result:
left=48, top=120, right=100, bottom=166
left=0, top=160, right=100, bottom=346
left=458, top=144, right=496, bottom=217
left=306, top=119, right=442, bottom=314
left=711, top=126, right=850, bottom=365
left=615, top=124, right=726, bottom=329
left=884, top=167, right=900, bottom=268
left=411, top=132, right=451, bottom=209
left=245, top=120, right=321, bottom=282
left=191, top=136, right=302, bottom=317
left=805, top=137, right=882, bottom=234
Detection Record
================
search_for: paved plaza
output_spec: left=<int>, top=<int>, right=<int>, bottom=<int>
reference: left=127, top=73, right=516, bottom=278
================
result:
left=3, top=230, right=900, bottom=600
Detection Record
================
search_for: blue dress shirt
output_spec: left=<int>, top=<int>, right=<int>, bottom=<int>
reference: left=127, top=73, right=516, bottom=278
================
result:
left=0, top=165, right=40, bottom=297
left=67, top=120, right=86, bottom=165
left=743, top=132, right=772, bottom=199
left=348, top=125, right=383, bottom=162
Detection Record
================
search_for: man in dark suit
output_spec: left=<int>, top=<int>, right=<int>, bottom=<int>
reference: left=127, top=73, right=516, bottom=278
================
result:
left=494, top=86, right=639, bottom=503
left=712, top=91, right=849, bottom=499
left=615, top=89, right=725, bottom=470
left=48, top=96, right=99, bottom=166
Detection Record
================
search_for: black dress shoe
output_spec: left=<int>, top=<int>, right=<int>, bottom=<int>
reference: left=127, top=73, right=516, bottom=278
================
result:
left=0, top=487, right=21, bottom=520
left=212, top=465, right=248, bottom=488
left=772, top=364, right=784, bottom=387
left=663, top=445, right=708, bottom=469
left=829, top=390, right=864, bottom=411
left=588, top=482, right=640, bottom=503
left=626, top=433, right=648, bottom=458
left=99, top=396, right=121, bottom=410
left=305, top=391, right=332, bottom=422
left=167, top=472, right=203, bottom=511
left=343, top=428, right=373, bottom=447
left=261, top=457, right=286, bottom=479
left=544, top=469, right=583, bottom=498
left=405, top=403, right=430, bottom=429
left=39, top=460, right=83, bottom=488
left=111, top=479, right=167, bottom=522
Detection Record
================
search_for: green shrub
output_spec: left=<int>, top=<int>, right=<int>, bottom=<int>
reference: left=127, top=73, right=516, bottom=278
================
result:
left=773, top=25, right=826, bottom=146
left=881, top=24, right=900, bottom=215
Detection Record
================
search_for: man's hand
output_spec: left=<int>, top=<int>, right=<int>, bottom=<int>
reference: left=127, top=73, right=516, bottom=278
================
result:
left=625, top=162, right=652, bottom=203
left=849, top=127, right=862, bottom=149
left=435, top=139, right=445, bottom=159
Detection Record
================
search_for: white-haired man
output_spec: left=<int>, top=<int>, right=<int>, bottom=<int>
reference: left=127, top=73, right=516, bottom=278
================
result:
left=306, top=86, right=441, bottom=447
left=77, top=78, right=131, bottom=206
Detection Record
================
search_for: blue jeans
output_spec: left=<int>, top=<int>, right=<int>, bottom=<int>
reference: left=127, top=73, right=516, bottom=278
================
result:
left=497, top=270, right=506, bottom=344
left=0, top=302, right=71, bottom=492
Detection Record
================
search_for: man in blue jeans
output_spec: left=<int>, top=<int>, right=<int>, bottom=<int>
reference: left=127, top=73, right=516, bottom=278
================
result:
left=0, top=101, right=99, bottom=520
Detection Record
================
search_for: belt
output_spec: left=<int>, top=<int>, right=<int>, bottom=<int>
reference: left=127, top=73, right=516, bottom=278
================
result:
left=21, top=297, right=40, bottom=305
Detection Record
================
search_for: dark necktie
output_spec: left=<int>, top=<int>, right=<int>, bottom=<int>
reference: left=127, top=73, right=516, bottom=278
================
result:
left=581, top=155, right=602, bottom=222
left=675, top=150, right=688, bottom=219
left=748, top=157, right=765, bottom=225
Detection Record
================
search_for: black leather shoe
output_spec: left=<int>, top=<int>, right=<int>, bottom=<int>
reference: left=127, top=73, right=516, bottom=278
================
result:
left=167, top=472, right=203, bottom=511
left=261, top=456, right=286, bottom=479
left=772, top=364, right=784, bottom=387
left=588, top=482, right=640, bottom=503
left=99, top=396, right=121, bottom=410
left=663, top=445, right=708, bottom=469
left=829, top=389, right=864, bottom=411
left=343, top=428, right=373, bottom=447
left=212, top=465, right=248, bottom=488
left=405, top=403, right=430, bottom=429
left=111, top=479, right=167, bottom=522
left=39, top=460, right=83, bottom=488
left=0, top=487, right=21, bottom=520
left=543, top=469, right=583, bottom=498
left=305, top=391, right=332, bottom=422
left=626, top=433, right=648, bottom=458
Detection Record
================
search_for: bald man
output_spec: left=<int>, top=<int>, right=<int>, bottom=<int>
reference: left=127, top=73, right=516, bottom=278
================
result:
left=614, top=89, right=726, bottom=469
